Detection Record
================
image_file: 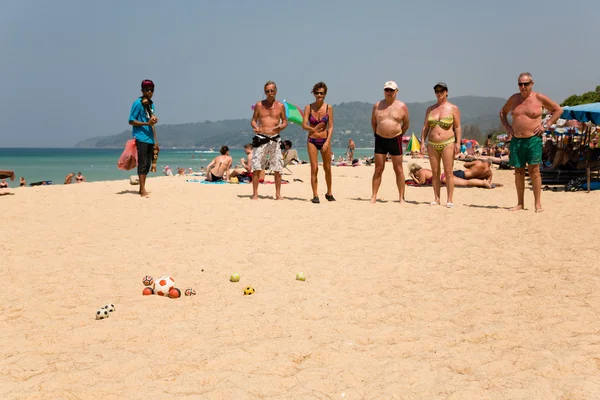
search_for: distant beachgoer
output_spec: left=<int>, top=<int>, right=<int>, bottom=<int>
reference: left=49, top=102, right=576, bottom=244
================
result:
left=485, top=134, right=492, bottom=156
left=499, top=72, right=563, bottom=212
left=421, top=82, right=462, bottom=208
left=64, top=172, right=75, bottom=184
left=347, top=138, right=356, bottom=161
left=250, top=81, right=288, bottom=200
left=0, top=170, right=15, bottom=181
left=302, top=82, right=335, bottom=203
left=205, top=146, right=233, bottom=182
left=163, top=166, right=173, bottom=176
left=371, top=81, right=410, bottom=203
left=230, top=143, right=254, bottom=181
left=0, top=179, right=8, bottom=189
left=282, top=140, right=300, bottom=166
left=128, top=79, right=158, bottom=197
left=20, top=177, right=26, bottom=187
left=75, top=172, right=86, bottom=183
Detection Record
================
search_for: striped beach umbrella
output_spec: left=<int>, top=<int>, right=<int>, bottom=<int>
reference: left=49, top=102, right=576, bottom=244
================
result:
left=405, top=133, right=421, bottom=153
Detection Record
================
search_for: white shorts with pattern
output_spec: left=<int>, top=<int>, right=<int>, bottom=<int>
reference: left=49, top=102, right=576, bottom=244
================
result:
left=252, top=139, right=283, bottom=172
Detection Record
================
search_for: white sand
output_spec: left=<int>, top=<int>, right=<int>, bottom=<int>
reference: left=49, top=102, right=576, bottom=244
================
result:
left=1, top=161, right=599, bottom=399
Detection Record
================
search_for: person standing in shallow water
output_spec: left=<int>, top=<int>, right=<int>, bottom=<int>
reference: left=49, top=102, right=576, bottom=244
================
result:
left=128, top=79, right=158, bottom=197
left=302, top=82, right=335, bottom=204
left=499, top=72, right=562, bottom=213
left=370, top=81, right=410, bottom=204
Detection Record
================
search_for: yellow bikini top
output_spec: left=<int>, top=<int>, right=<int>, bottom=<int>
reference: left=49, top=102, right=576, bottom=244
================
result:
left=427, top=113, right=454, bottom=130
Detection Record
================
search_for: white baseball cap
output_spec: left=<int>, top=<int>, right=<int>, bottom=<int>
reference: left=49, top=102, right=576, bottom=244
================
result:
left=383, top=81, right=398, bottom=91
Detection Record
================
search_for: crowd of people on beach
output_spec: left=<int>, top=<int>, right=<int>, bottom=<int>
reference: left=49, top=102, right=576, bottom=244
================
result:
left=3, top=73, right=580, bottom=213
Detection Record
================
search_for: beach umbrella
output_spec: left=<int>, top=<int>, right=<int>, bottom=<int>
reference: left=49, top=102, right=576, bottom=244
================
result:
left=405, top=133, right=421, bottom=153
left=282, top=100, right=304, bottom=125
left=561, top=102, right=600, bottom=124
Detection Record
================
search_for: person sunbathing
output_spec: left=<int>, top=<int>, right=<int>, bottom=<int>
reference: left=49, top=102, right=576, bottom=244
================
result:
left=229, top=143, right=254, bottom=181
left=548, top=144, right=579, bottom=170
left=409, top=163, right=499, bottom=189
left=282, top=140, right=300, bottom=166
left=0, top=179, right=8, bottom=189
left=408, top=163, right=433, bottom=185
left=462, top=159, right=493, bottom=181
left=206, top=146, right=232, bottom=182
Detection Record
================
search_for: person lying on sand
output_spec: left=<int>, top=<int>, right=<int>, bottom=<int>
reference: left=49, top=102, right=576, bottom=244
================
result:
left=408, top=163, right=501, bottom=189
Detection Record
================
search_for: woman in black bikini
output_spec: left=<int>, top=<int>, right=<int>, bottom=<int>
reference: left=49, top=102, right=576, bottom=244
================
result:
left=205, top=146, right=232, bottom=182
left=301, top=82, right=335, bottom=203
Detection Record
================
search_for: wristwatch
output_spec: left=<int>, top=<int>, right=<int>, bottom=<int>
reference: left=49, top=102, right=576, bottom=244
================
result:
left=543, top=123, right=548, bottom=130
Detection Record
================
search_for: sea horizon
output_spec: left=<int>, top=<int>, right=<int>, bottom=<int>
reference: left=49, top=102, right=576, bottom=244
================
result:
left=0, top=147, right=376, bottom=186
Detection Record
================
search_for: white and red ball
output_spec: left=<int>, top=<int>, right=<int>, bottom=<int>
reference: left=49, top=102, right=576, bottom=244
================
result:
left=153, top=276, right=175, bottom=296
left=142, top=275, right=154, bottom=286
left=184, top=288, right=196, bottom=296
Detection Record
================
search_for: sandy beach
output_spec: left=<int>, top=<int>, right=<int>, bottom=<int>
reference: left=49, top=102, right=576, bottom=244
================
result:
left=1, top=159, right=600, bottom=399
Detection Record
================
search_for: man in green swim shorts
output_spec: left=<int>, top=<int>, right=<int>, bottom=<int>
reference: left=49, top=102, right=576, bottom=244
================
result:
left=499, top=72, right=563, bottom=212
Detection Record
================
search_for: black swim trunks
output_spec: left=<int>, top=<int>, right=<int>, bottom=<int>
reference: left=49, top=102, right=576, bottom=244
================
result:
left=137, top=141, right=154, bottom=175
left=374, top=133, right=403, bottom=156
left=452, top=170, right=466, bottom=179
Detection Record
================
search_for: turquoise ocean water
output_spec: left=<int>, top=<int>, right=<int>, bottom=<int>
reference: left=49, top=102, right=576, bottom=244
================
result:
left=0, top=147, right=375, bottom=186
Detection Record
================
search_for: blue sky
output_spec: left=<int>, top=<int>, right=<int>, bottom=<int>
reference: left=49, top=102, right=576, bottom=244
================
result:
left=1, top=0, right=598, bottom=147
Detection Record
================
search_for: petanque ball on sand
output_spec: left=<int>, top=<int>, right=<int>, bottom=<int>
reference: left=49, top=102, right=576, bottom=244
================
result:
left=142, top=287, right=154, bottom=296
left=230, top=273, right=240, bottom=282
left=142, top=275, right=154, bottom=286
left=169, top=288, right=181, bottom=298
left=296, top=272, right=306, bottom=281
left=243, top=286, right=255, bottom=295
left=96, top=309, right=109, bottom=320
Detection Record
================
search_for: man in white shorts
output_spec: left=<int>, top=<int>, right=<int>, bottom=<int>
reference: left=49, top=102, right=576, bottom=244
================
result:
left=250, top=81, right=288, bottom=200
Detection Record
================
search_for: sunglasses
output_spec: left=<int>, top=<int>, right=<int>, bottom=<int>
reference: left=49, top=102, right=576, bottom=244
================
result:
left=434, top=89, right=446, bottom=94
left=142, top=88, right=154, bottom=92
left=384, top=88, right=396, bottom=93
left=314, top=91, right=325, bottom=95
left=518, top=81, right=532, bottom=87
left=265, top=89, right=276, bottom=94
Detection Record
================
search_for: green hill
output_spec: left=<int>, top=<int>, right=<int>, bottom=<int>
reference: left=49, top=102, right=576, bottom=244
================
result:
left=75, top=96, right=506, bottom=148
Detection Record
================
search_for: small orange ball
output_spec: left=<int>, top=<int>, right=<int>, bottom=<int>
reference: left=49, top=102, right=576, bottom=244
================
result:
left=169, top=288, right=181, bottom=298
left=142, top=287, right=154, bottom=296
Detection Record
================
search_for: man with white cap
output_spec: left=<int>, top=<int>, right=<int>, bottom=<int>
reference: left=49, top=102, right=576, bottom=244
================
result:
left=370, top=81, right=410, bottom=203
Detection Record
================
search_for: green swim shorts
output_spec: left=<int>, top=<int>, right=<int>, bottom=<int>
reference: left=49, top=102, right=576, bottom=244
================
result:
left=509, top=135, right=542, bottom=168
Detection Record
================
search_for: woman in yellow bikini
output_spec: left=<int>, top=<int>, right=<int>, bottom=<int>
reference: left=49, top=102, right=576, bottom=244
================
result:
left=420, top=82, right=462, bottom=208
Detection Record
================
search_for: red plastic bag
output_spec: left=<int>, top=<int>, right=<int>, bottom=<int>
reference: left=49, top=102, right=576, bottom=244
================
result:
left=117, top=139, right=138, bottom=170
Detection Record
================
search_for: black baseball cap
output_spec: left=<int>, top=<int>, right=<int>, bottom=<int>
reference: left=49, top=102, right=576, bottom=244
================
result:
left=434, top=82, right=448, bottom=90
